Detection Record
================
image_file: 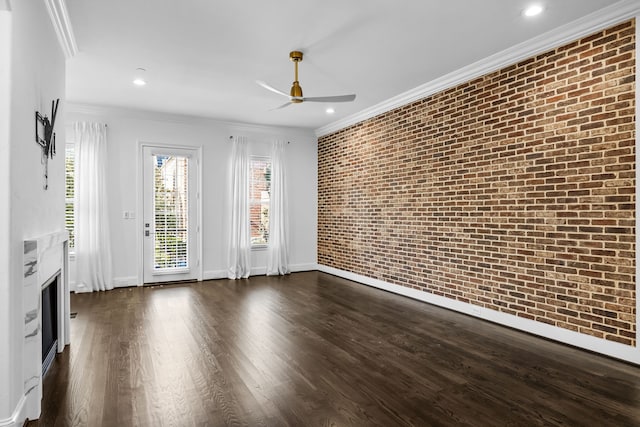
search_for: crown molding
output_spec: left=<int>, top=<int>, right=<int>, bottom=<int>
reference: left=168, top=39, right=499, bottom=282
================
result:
left=44, top=0, right=78, bottom=59
left=315, top=0, right=640, bottom=137
left=66, top=102, right=316, bottom=139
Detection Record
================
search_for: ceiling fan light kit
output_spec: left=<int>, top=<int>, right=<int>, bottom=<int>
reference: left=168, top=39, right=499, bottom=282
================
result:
left=257, top=50, right=356, bottom=109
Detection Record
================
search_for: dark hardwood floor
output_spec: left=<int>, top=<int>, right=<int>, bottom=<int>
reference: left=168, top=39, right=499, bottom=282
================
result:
left=29, top=271, right=640, bottom=426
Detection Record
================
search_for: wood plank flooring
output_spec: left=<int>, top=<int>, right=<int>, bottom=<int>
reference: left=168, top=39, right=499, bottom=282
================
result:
left=28, top=271, right=640, bottom=426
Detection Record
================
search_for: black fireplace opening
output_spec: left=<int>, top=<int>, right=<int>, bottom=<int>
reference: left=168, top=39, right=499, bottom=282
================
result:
left=41, top=275, right=58, bottom=376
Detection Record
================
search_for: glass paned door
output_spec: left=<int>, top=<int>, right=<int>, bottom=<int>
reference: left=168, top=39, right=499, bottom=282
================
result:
left=143, top=146, right=199, bottom=283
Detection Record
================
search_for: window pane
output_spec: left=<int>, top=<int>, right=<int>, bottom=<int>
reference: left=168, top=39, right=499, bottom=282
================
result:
left=65, top=201, right=74, bottom=248
left=153, top=155, right=189, bottom=269
left=250, top=158, right=271, bottom=246
left=65, top=146, right=75, bottom=248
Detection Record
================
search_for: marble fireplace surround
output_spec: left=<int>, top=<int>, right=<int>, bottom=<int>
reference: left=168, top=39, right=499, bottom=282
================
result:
left=22, top=230, right=70, bottom=421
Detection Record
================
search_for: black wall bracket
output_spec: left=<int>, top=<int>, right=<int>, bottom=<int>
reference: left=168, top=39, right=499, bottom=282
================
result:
left=35, top=99, right=59, bottom=190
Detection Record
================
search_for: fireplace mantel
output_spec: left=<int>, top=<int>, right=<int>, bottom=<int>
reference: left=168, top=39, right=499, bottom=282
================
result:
left=22, top=230, right=70, bottom=421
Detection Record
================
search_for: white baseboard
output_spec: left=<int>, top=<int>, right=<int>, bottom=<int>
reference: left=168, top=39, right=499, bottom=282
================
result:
left=73, top=276, right=139, bottom=293
left=203, top=269, right=227, bottom=280
left=204, top=263, right=316, bottom=281
left=251, top=266, right=267, bottom=276
left=317, top=264, right=640, bottom=365
left=203, top=267, right=266, bottom=280
left=0, top=394, right=26, bottom=427
left=112, top=276, right=139, bottom=287
left=290, top=263, right=317, bottom=272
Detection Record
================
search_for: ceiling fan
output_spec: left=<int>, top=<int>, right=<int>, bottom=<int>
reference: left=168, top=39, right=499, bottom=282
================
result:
left=257, top=51, right=356, bottom=109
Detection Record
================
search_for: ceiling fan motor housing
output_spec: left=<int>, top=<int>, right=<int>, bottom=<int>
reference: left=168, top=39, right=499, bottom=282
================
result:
left=290, top=81, right=303, bottom=101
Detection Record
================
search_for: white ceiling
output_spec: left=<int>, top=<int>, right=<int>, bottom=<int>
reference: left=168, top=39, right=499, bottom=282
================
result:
left=65, top=0, right=621, bottom=130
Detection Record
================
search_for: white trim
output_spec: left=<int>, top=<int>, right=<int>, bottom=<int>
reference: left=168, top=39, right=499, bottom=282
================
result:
left=289, top=263, right=317, bottom=273
left=150, top=267, right=191, bottom=276
left=136, top=142, right=143, bottom=286
left=251, top=263, right=318, bottom=276
left=250, top=266, right=267, bottom=276
left=203, top=270, right=228, bottom=281
left=112, top=276, right=139, bottom=288
left=203, top=263, right=316, bottom=281
left=203, top=267, right=270, bottom=278
left=43, top=0, right=78, bottom=59
left=197, top=147, right=203, bottom=283
left=0, top=394, right=25, bottom=427
left=315, top=0, right=640, bottom=137
left=317, top=264, right=640, bottom=365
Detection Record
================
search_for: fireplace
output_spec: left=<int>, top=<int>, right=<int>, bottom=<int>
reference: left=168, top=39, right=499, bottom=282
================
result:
left=41, top=274, right=59, bottom=376
left=22, top=231, right=70, bottom=421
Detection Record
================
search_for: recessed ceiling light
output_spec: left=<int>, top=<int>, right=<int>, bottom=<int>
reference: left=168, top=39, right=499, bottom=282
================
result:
left=133, top=67, right=147, bottom=86
left=326, top=107, right=335, bottom=114
left=524, top=4, right=543, bottom=17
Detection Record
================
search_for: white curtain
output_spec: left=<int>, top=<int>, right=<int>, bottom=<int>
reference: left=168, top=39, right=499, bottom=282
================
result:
left=228, top=136, right=251, bottom=279
left=73, top=122, right=113, bottom=292
left=266, top=140, right=289, bottom=275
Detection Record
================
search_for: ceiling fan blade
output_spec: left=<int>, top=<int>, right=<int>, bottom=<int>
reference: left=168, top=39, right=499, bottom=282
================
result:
left=270, top=102, right=292, bottom=110
left=256, top=80, right=290, bottom=98
left=303, top=94, right=356, bottom=103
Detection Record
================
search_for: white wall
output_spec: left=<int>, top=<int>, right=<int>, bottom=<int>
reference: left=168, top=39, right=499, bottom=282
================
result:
left=0, top=0, right=66, bottom=424
left=66, top=106, right=317, bottom=286
left=0, top=7, right=12, bottom=422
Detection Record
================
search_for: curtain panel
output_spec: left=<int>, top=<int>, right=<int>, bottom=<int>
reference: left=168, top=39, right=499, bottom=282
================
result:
left=73, top=122, right=113, bottom=292
left=227, top=136, right=251, bottom=279
left=266, top=140, right=289, bottom=275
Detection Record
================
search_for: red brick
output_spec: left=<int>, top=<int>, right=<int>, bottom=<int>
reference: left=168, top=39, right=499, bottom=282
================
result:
left=318, top=20, right=636, bottom=346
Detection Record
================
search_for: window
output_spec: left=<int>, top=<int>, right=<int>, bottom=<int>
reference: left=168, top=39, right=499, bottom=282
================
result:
left=153, top=154, right=189, bottom=269
left=65, top=145, right=75, bottom=249
left=249, top=158, right=271, bottom=246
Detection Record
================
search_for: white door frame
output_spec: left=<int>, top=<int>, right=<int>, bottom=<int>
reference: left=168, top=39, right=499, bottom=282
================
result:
left=136, top=141, right=203, bottom=285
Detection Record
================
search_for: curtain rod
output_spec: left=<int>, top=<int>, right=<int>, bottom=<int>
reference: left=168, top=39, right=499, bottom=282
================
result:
left=229, top=135, right=289, bottom=144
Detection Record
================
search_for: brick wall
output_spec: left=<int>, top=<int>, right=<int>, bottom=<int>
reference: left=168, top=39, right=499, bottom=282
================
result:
left=318, top=20, right=636, bottom=345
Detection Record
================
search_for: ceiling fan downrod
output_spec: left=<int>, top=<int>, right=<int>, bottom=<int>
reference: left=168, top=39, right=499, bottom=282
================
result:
left=290, top=51, right=303, bottom=102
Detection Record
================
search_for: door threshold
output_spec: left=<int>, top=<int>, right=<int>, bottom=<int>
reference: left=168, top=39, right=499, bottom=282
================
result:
left=144, top=279, right=198, bottom=287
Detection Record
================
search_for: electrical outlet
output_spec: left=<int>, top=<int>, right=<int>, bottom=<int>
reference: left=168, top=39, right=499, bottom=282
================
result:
left=129, top=211, right=136, bottom=219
